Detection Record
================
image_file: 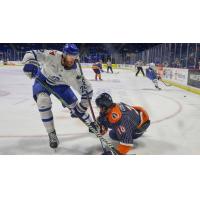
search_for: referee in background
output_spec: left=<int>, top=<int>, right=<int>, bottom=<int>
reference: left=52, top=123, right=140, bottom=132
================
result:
left=107, top=59, right=113, bottom=73
left=135, top=60, right=145, bottom=76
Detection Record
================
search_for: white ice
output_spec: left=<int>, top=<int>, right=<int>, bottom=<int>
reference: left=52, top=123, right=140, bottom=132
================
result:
left=0, top=65, right=200, bottom=155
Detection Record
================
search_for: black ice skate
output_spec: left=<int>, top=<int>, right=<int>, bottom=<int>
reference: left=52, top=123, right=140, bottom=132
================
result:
left=48, top=131, right=59, bottom=149
left=155, top=85, right=162, bottom=90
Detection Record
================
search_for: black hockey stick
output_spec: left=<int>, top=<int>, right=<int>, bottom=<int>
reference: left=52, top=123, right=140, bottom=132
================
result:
left=75, top=60, right=107, bottom=154
left=76, top=60, right=121, bottom=155
left=35, top=77, right=120, bottom=155
left=160, top=79, right=171, bottom=87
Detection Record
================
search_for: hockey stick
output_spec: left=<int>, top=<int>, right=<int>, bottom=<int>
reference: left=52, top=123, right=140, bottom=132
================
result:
left=76, top=60, right=121, bottom=155
left=75, top=60, right=107, bottom=154
left=35, top=77, right=120, bottom=155
left=160, top=79, right=171, bottom=87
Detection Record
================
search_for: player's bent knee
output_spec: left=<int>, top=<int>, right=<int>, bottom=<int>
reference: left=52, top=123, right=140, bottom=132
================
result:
left=36, top=93, right=52, bottom=109
left=136, top=120, right=151, bottom=134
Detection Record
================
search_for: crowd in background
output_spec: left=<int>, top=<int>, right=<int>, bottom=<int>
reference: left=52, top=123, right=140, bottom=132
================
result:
left=0, top=43, right=199, bottom=69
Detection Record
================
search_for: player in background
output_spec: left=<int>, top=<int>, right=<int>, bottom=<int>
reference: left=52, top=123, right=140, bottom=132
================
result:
left=135, top=60, right=145, bottom=76
left=163, top=61, right=169, bottom=68
left=22, top=44, right=99, bottom=149
left=92, top=60, right=103, bottom=80
left=95, top=93, right=150, bottom=155
left=106, top=59, right=113, bottom=73
left=146, top=62, right=162, bottom=90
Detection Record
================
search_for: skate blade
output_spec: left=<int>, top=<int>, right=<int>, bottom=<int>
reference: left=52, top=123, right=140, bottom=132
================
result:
left=52, top=147, right=58, bottom=153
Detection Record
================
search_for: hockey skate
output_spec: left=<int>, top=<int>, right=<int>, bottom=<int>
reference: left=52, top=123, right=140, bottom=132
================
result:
left=155, top=85, right=162, bottom=90
left=48, top=131, right=59, bottom=149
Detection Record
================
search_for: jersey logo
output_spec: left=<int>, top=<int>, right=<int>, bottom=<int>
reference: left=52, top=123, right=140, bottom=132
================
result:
left=49, top=76, right=60, bottom=82
left=112, top=112, right=119, bottom=119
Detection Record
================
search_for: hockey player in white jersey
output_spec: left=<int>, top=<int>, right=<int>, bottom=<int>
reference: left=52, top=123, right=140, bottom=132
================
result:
left=23, top=44, right=98, bottom=149
left=146, top=62, right=162, bottom=90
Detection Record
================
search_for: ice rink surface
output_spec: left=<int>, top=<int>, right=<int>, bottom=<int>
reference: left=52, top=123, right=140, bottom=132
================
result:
left=0, top=65, right=200, bottom=155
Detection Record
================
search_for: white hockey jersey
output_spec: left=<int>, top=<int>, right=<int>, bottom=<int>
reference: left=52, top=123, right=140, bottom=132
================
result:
left=149, top=62, right=156, bottom=71
left=22, top=50, right=92, bottom=97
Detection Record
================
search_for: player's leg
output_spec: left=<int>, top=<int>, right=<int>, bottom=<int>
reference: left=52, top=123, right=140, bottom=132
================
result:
left=138, top=67, right=142, bottom=75
left=55, top=85, right=97, bottom=132
left=134, top=120, right=151, bottom=139
left=152, top=79, right=161, bottom=90
left=141, top=68, right=145, bottom=76
left=136, top=67, right=139, bottom=76
left=93, top=69, right=98, bottom=80
left=110, top=67, right=113, bottom=73
left=33, top=81, right=59, bottom=149
left=96, top=69, right=102, bottom=80
left=98, top=73, right=102, bottom=80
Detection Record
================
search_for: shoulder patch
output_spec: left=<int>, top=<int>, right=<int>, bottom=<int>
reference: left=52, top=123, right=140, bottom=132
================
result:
left=107, top=104, right=122, bottom=124
left=112, top=112, right=119, bottom=119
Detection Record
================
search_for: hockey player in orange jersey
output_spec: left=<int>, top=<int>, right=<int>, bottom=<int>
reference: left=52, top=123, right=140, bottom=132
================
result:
left=95, top=93, right=150, bottom=155
left=92, top=60, right=103, bottom=80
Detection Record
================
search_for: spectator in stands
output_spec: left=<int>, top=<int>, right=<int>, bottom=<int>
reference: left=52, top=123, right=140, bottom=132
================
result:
left=187, top=55, right=195, bottom=68
left=198, top=61, right=200, bottom=70
left=175, top=58, right=181, bottom=68
left=163, top=61, right=169, bottom=68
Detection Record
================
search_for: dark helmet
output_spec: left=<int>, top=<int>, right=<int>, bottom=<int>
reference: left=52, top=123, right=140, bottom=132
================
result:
left=95, top=93, right=113, bottom=111
left=63, top=43, right=79, bottom=56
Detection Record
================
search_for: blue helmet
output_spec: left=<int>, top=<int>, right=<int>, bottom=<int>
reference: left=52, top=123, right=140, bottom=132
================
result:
left=63, top=43, right=79, bottom=56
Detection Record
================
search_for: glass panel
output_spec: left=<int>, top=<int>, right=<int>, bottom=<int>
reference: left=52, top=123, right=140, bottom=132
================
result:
left=197, top=43, right=200, bottom=69
left=187, top=43, right=196, bottom=68
left=174, top=43, right=181, bottom=68
left=180, top=43, right=188, bottom=68
left=163, top=43, right=170, bottom=66
left=170, top=43, right=176, bottom=67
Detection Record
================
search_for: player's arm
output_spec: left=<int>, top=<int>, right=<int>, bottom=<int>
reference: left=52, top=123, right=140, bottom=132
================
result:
left=22, top=50, right=47, bottom=79
left=97, top=113, right=109, bottom=135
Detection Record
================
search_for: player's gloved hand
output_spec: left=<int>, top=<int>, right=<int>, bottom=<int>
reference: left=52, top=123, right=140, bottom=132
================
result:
left=99, top=125, right=108, bottom=135
left=23, top=60, right=40, bottom=79
left=96, top=116, right=108, bottom=135
left=97, top=115, right=109, bottom=128
left=89, top=121, right=100, bottom=134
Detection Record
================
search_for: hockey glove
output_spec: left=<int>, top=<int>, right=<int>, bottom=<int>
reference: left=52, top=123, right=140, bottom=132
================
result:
left=23, top=60, right=40, bottom=79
